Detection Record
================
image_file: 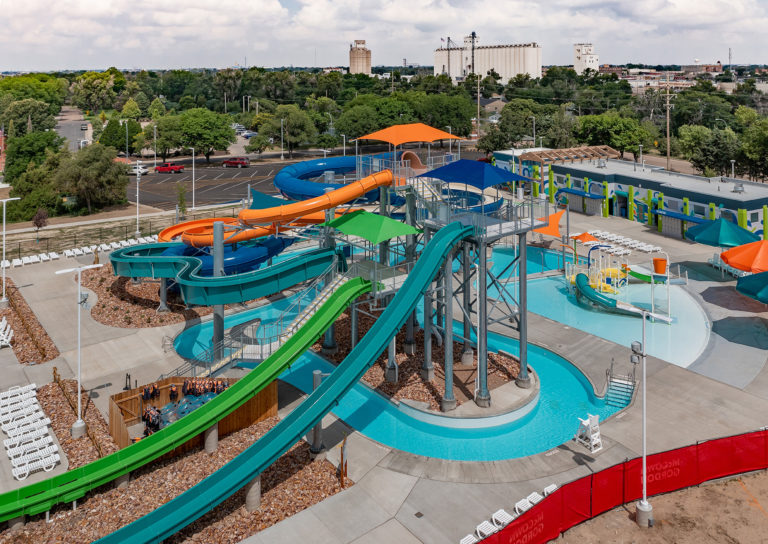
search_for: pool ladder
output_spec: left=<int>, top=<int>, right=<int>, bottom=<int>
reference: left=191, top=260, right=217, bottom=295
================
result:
left=604, top=360, right=636, bottom=408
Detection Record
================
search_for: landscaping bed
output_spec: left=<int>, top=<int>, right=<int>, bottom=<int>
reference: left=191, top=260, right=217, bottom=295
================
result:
left=0, top=277, right=59, bottom=364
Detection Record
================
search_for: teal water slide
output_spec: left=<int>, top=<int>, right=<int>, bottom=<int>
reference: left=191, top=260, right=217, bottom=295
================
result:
left=0, top=275, right=368, bottom=523
left=574, top=272, right=641, bottom=317
left=97, top=221, right=474, bottom=543
left=110, top=244, right=338, bottom=306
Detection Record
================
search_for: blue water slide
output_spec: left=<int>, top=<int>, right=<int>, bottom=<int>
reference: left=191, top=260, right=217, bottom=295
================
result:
left=159, top=236, right=294, bottom=276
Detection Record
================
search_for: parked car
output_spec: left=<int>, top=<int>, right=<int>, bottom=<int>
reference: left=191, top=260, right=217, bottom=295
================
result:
left=80, top=123, right=88, bottom=130
left=128, top=164, right=149, bottom=175
left=241, top=130, right=258, bottom=139
left=155, top=162, right=184, bottom=173
left=222, top=157, right=250, bottom=168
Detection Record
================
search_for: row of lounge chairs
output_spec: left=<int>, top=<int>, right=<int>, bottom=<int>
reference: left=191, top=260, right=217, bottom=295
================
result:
left=708, top=252, right=751, bottom=278
left=460, top=484, right=558, bottom=543
left=0, top=384, right=60, bottom=480
left=588, top=231, right=662, bottom=253
left=3, top=235, right=159, bottom=268
left=0, top=316, right=13, bottom=349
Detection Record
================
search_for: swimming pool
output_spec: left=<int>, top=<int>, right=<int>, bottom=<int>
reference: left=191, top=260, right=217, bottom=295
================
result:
left=488, top=248, right=710, bottom=368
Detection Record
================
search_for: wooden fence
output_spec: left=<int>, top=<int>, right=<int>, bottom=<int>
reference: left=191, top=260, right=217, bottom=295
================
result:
left=108, top=376, right=277, bottom=454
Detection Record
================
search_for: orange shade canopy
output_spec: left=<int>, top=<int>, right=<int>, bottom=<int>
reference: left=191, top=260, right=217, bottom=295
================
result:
left=534, top=210, right=564, bottom=238
left=357, top=123, right=460, bottom=147
left=720, top=240, right=768, bottom=273
left=571, top=232, right=599, bottom=244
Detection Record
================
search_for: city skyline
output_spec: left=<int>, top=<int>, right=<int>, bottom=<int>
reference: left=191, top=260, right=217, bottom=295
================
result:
left=0, top=0, right=766, bottom=72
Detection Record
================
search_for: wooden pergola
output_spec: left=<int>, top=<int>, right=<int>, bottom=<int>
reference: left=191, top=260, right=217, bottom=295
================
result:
left=519, top=145, right=620, bottom=167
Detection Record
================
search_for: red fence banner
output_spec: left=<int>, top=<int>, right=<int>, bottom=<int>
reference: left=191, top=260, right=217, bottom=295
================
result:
left=489, top=429, right=768, bottom=544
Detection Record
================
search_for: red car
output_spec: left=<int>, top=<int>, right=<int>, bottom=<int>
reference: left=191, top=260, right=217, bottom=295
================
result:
left=155, top=162, right=184, bottom=173
left=222, top=157, right=250, bottom=168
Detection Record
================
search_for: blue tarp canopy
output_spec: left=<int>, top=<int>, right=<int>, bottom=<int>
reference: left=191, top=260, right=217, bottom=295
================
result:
left=418, top=159, right=530, bottom=190
left=249, top=189, right=296, bottom=210
left=556, top=187, right=604, bottom=200
left=652, top=209, right=708, bottom=224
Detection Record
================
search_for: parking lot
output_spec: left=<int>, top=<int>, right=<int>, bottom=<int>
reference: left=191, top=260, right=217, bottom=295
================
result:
left=128, top=161, right=296, bottom=210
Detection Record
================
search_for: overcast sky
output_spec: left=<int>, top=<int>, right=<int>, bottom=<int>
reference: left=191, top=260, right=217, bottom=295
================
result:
left=1, top=0, right=766, bottom=72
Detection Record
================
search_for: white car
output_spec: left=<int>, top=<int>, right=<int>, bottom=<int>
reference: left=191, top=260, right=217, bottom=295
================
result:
left=128, top=164, right=149, bottom=175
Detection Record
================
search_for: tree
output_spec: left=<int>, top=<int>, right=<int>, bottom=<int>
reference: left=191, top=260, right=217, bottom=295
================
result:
left=55, top=144, right=128, bottom=214
left=261, top=71, right=297, bottom=102
left=71, top=72, right=116, bottom=112
left=575, top=113, right=652, bottom=157
left=98, top=114, right=123, bottom=150
left=413, top=94, right=474, bottom=137
left=335, top=105, right=379, bottom=139
left=244, top=135, right=271, bottom=157
left=143, top=115, right=183, bottom=161
left=0, top=98, right=56, bottom=136
left=741, top=118, right=768, bottom=180
left=258, top=105, right=316, bottom=158
left=176, top=182, right=187, bottom=217
left=134, top=92, right=150, bottom=116
left=121, top=98, right=141, bottom=120
left=678, top=125, right=712, bottom=160
left=316, top=72, right=343, bottom=99
left=3, top=130, right=64, bottom=184
left=179, top=108, right=236, bottom=162
left=477, top=124, right=509, bottom=155
left=316, top=133, right=338, bottom=151
left=147, top=97, right=167, bottom=120
left=32, top=208, right=48, bottom=242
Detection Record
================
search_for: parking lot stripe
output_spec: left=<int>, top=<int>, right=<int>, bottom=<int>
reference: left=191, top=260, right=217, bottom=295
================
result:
left=215, top=172, right=225, bottom=180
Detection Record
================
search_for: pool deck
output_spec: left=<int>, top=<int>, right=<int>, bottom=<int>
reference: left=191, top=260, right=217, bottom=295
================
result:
left=5, top=213, right=768, bottom=542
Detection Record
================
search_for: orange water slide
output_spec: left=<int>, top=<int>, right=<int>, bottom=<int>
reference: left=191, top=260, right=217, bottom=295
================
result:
left=158, top=170, right=393, bottom=248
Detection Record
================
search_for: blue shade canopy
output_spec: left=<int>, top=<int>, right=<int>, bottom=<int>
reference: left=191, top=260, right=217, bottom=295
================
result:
left=418, top=159, right=530, bottom=190
left=736, top=271, right=768, bottom=304
left=685, top=218, right=760, bottom=248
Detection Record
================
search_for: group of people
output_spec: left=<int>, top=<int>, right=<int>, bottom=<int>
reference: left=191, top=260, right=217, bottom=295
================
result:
left=181, top=378, right=228, bottom=396
left=141, top=405, right=162, bottom=435
left=141, top=383, right=161, bottom=401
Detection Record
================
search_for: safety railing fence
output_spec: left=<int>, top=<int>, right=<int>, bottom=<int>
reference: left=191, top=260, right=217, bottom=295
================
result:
left=481, top=427, right=768, bottom=544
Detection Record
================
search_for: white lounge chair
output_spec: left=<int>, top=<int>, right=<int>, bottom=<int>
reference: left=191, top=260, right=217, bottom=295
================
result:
left=27, top=255, right=40, bottom=264
left=6, top=434, right=53, bottom=459
left=543, top=483, right=558, bottom=496
left=1, top=260, right=9, bottom=269
left=81, top=246, right=92, bottom=255
left=2, top=409, right=44, bottom=432
left=0, top=329, right=14, bottom=348
left=11, top=444, right=58, bottom=468
left=4, top=426, right=47, bottom=450
left=491, top=508, right=515, bottom=528
left=109, top=242, right=121, bottom=250
left=527, top=492, right=544, bottom=505
left=48, top=252, right=60, bottom=260
left=12, top=452, right=59, bottom=480
left=119, top=240, right=130, bottom=248
left=459, top=535, right=479, bottom=544
left=39, top=253, right=50, bottom=262
left=63, top=249, right=74, bottom=258
left=11, top=258, right=22, bottom=267
left=514, top=498, right=533, bottom=515
left=0, top=391, right=36, bottom=410
left=21, top=256, right=32, bottom=265
left=73, top=248, right=84, bottom=256
left=97, top=243, right=110, bottom=252
left=475, top=520, right=497, bottom=538
left=6, top=417, right=50, bottom=438
left=0, top=398, right=39, bottom=418
left=0, top=384, right=36, bottom=402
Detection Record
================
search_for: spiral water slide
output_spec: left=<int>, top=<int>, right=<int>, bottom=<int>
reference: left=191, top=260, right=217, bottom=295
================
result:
left=158, top=170, right=393, bottom=248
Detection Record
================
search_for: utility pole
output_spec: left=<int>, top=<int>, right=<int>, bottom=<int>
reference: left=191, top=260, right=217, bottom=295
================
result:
left=447, top=36, right=451, bottom=80
left=470, top=31, right=477, bottom=75
left=477, top=75, right=481, bottom=140
left=665, top=71, right=671, bottom=171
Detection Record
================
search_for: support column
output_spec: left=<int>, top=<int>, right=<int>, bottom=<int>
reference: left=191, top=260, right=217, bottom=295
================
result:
left=350, top=303, right=358, bottom=349
left=385, top=335, right=398, bottom=382
left=212, top=221, right=225, bottom=362
left=157, top=278, right=169, bottom=313
left=422, top=229, right=434, bottom=381
left=379, top=187, right=390, bottom=265
left=204, top=422, right=218, bottom=453
left=516, top=233, right=531, bottom=388
left=461, top=242, right=474, bottom=364
left=310, top=370, right=326, bottom=458
left=475, top=241, right=491, bottom=407
left=404, top=311, right=416, bottom=355
left=441, top=250, right=456, bottom=412
left=404, top=192, right=417, bottom=355
left=244, top=475, right=262, bottom=512
left=115, top=472, right=130, bottom=489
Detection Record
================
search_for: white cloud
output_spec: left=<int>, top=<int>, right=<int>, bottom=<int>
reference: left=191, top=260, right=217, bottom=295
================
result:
left=0, top=0, right=765, bottom=71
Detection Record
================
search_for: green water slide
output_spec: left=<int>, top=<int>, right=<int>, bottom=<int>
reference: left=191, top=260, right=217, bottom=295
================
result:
left=0, top=277, right=370, bottom=523
left=625, top=267, right=666, bottom=284
left=574, top=273, right=641, bottom=317
left=110, top=244, right=338, bottom=306
left=96, top=221, right=474, bottom=544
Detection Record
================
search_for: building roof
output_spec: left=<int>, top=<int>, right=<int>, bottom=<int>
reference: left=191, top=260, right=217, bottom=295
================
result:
left=520, top=146, right=620, bottom=164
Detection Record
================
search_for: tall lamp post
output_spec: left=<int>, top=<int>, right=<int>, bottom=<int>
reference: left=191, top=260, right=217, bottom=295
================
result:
left=134, top=160, right=142, bottom=237
left=153, top=124, right=157, bottom=169
left=191, top=147, right=196, bottom=210
left=0, top=197, right=21, bottom=308
left=446, top=126, right=452, bottom=154
left=529, top=115, right=536, bottom=148
left=55, top=264, right=103, bottom=438
left=639, top=144, right=644, bottom=170
left=633, top=312, right=653, bottom=528
left=125, top=121, right=129, bottom=158
left=731, top=159, right=736, bottom=178
left=341, top=134, right=346, bottom=156
left=280, top=119, right=285, bottom=161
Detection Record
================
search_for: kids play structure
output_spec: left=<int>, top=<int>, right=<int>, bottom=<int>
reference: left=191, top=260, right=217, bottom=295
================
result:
left=0, top=123, right=606, bottom=542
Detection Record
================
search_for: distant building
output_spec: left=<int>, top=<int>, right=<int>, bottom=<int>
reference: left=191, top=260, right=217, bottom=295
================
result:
left=349, top=40, right=371, bottom=75
left=434, top=34, right=541, bottom=82
left=478, top=96, right=507, bottom=114
left=599, top=64, right=624, bottom=77
left=681, top=62, right=723, bottom=76
left=323, top=67, right=348, bottom=74
left=574, top=43, right=599, bottom=75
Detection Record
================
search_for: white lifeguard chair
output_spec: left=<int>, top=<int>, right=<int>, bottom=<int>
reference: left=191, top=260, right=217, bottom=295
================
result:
left=574, top=414, right=603, bottom=453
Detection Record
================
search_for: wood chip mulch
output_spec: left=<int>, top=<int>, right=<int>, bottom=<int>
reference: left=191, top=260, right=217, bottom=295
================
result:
left=37, top=379, right=118, bottom=470
left=314, top=306, right=520, bottom=410
left=81, top=264, right=260, bottom=329
left=0, top=416, right=350, bottom=544
left=0, top=277, right=59, bottom=364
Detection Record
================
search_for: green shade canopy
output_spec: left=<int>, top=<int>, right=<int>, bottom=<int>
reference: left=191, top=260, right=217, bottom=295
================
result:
left=685, top=218, right=760, bottom=248
left=737, top=271, right=768, bottom=304
left=322, top=210, right=420, bottom=245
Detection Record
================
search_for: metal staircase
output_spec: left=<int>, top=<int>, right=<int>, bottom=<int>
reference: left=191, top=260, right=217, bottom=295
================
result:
left=604, top=360, right=636, bottom=408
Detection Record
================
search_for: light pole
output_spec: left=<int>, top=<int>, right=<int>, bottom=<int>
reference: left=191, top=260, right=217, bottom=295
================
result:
left=341, top=134, right=346, bottom=156
left=539, top=136, right=543, bottom=148
left=446, top=126, right=452, bottom=154
left=731, top=159, right=736, bottom=178
left=639, top=144, right=643, bottom=169
left=153, top=124, right=157, bottom=169
left=529, top=115, right=536, bottom=148
left=125, top=121, right=129, bottom=158
left=55, top=263, right=103, bottom=438
left=134, top=160, right=142, bottom=237
left=633, top=313, right=653, bottom=528
left=0, top=197, right=21, bottom=308
left=280, top=118, right=285, bottom=160
left=191, top=147, right=196, bottom=210
left=326, top=112, right=334, bottom=135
